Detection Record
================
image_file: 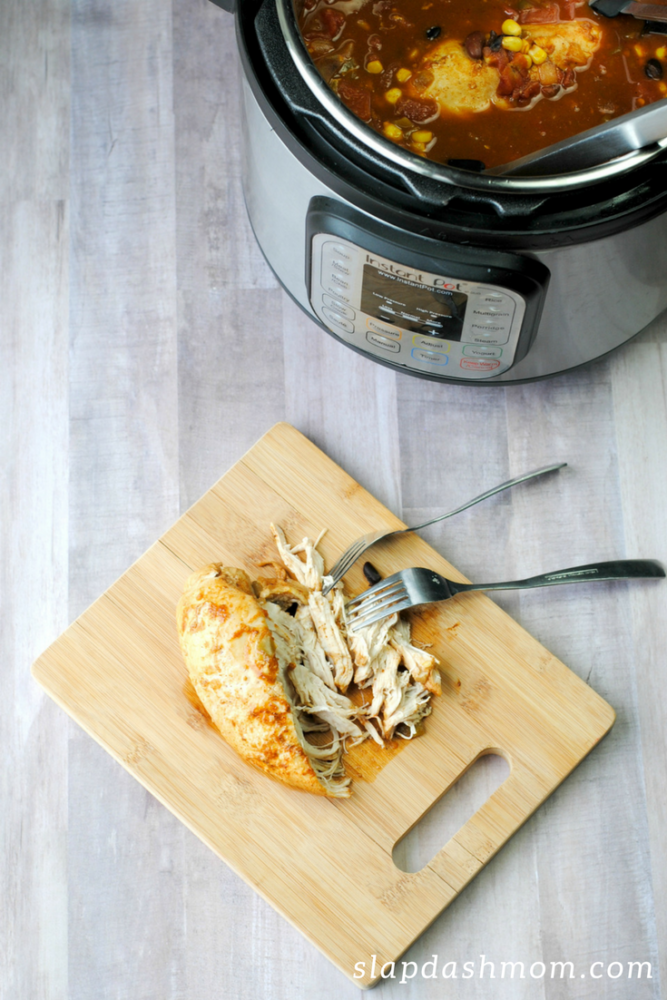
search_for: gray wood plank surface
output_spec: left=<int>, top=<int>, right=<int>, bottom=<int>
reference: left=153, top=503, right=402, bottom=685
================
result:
left=1, top=2, right=70, bottom=998
left=66, top=3, right=184, bottom=999
left=1, top=197, right=70, bottom=1000
left=612, top=337, right=667, bottom=994
left=3, top=0, right=667, bottom=996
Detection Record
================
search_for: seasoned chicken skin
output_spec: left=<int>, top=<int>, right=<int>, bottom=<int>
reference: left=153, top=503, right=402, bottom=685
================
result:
left=523, top=20, right=601, bottom=70
left=177, top=564, right=341, bottom=796
left=414, top=19, right=602, bottom=119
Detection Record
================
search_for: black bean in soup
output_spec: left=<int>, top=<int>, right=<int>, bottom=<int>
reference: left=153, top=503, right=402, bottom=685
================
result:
left=425, top=25, right=441, bottom=39
left=645, top=58, right=663, bottom=80
left=465, top=31, right=485, bottom=60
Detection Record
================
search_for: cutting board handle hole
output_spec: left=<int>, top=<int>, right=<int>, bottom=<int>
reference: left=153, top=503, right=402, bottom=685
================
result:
left=392, top=752, right=510, bottom=874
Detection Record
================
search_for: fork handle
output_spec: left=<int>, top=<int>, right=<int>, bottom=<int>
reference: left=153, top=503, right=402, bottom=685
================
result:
left=407, top=462, right=566, bottom=533
left=453, top=559, right=665, bottom=595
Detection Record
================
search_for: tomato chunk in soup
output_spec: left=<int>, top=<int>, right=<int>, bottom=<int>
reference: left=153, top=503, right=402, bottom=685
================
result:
left=296, top=0, right=667, bottom=168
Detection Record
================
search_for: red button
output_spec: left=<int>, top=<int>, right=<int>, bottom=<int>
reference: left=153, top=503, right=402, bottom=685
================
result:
left=460, top=359, right=501, bottom=371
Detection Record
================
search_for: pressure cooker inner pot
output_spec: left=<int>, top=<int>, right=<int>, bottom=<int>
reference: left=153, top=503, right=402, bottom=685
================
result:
left=246, top=0, right=667, bottom=239
left=276, top=0, right=667, bottom=188
left=231, top=0, right=667, bottom=384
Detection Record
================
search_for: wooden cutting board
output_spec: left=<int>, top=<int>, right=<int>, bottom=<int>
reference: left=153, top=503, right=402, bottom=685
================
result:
left=33, top=422, right=615, bottom=988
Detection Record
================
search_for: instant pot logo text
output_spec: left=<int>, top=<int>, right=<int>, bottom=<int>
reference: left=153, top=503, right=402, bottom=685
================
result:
left=365, top=254, right=462, bottom=290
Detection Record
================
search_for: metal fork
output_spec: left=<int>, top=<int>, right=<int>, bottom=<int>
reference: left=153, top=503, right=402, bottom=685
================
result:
left=322, top=463, right=566, bottom=596
left=346, top=560, right=665, bottom=631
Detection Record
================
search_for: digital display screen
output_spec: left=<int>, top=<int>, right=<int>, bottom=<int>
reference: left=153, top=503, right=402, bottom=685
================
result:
left=360, top=265, right=468, bottom=340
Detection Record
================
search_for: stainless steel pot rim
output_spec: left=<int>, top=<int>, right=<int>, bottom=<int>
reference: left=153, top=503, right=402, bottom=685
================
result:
left=276, top=0, right=667, bottom=195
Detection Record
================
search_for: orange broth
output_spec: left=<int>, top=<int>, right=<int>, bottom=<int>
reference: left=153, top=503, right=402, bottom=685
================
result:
left=296, top=0, right=667, bottom=167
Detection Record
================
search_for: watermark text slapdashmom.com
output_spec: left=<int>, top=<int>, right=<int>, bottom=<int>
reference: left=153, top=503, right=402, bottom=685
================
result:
left=354, top=955, right=653, bottom=984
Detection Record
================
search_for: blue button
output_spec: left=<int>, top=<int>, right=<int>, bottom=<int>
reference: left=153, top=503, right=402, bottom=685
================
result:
left=411, top=348, right=449, bottom=366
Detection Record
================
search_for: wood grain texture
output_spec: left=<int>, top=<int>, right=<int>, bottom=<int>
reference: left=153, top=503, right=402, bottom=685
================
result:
left=504, top=365, right=662, bottom=999
left=69, top=0, right=179, bottom=615
left=66, top=3, right=183, bottom=998
left=283, top=296, right=403, bottom=515
left=173, top=0, right=285, bottom=509
left=0, top=2, right=70, bottom=996
left=33, top=423, right=616, bottom=988
left=1, top=198, right=70, bottom=1000
left=611, top=339, right=667, bottom=995
left=0, top=0, right=70, bottom=202
left=3, top=0, right=667, bottom=994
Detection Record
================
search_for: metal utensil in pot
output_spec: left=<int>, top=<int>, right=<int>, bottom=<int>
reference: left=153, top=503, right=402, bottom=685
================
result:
left=489, top=98, right=667, bottom=177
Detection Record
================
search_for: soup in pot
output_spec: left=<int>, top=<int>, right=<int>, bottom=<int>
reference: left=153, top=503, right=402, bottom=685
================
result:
left=295, top=0, right=667, bottom=168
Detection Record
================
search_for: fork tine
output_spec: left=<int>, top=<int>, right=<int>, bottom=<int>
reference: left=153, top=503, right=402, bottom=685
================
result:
left=346, top=571, right=404, bottom=608
left=324, top=540, right=370, bottom=594
left=347, top=582, right=406, bottom=617
left=350, top=595, right=410, bottom=628
left=347, top=582, right=408, bottom=623
left=322, top=546, right=361, bottom=597
left=329, top=541, right=367, bottom=580
left=349, top=597, right=412, bottom=631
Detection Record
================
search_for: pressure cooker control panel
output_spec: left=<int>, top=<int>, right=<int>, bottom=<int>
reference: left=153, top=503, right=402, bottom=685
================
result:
left=306, top=199, right=550, bottom=383
left=311, top=236, right=526, bottom=379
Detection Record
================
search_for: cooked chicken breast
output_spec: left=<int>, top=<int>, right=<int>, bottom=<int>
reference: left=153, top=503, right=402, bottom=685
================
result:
left=523, top=20, right=601, bottom=70
left=415, top=20, right=600, bottom=120
left=177, top=528, right=442, bottom=797
left=177, top=564, right=348, bottom=796
left=420, top=39, right=501, bottom=114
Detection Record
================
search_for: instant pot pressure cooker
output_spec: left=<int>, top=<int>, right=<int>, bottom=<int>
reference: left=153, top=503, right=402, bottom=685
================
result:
left=213, top=0, right=667, bottom=383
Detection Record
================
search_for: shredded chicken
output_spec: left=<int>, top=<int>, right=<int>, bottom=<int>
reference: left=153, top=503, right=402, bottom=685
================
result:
left=271, top=524, right=325, bottom=591
left=307, top=590, right=355, bottom=693
left=390, top=618, right=442, bottom=696
left=259, top=525, right=441, bottom=789
left=264, top=599, right=353, bottom=796
left=294, top=604, right=337, bottom=690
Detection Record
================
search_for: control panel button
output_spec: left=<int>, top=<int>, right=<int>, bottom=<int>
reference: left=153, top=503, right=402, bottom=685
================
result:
left=326, top=242, right=354, bottom=261
left=367, top=317, right=401, bottom=339
left=367, top=331, right=400, bottom=353
left=323, top=294, right=356, bottom=320
left=472, top=307, right=512, bottom=320
left=323, top=307, right=354, bottom=334
left=476, top=289, right=511, bottom=305
left=323, top=274, right=351, bottom=297
left=463, top=344, right=502, bottom=358
left=411, top=348, right=449, bottom=366
left=471, top=320, right=510, bottom=331
left=460, top=358, right=502, bottom=372
left=464, top=325, right=511, bottom=346
left=412, top=334, right=450, bottom=353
